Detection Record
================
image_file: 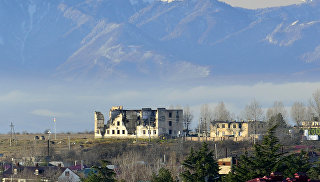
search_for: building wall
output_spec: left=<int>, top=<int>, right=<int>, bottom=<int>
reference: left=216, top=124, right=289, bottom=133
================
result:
left=210, top=121, right=266, bottom=141
left=94, top=106, right=183, bottom=139
left=94, top=111, right=105, bottom=139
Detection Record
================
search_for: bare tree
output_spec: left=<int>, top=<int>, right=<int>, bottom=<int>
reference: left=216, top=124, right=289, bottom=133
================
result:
left=243, top=99, right=264, bottom=121
left=310, top=89, right=320, bottom=119
left=183, top=106, right=193, bottom=136
left=306, top=104, right=315, bottom=121
left=266, top=101, right=288, bottom=121
left=199, top=104, right=212, bottom=136
left=290, top=102, right=306, bottom=126
left=213, top=101, right=231, bottom=121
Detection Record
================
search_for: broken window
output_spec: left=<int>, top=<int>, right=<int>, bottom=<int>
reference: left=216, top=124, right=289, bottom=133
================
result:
left=233, top=124, right=236, bottom=128
left=65, top=171, right=70, bottom=176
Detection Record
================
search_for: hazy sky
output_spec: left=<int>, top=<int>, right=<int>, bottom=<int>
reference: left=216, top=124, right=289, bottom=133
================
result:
left=219, top=0, right=305, bottom=9
left=1, top=77, right=319, bottom=134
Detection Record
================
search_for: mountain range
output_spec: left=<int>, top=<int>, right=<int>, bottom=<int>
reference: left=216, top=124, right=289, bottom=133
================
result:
left=1, top=0, right=320, bottom=82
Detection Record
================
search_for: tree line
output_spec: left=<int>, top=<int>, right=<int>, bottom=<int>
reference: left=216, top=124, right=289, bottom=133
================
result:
left=182, top=89, right=320, bottom=134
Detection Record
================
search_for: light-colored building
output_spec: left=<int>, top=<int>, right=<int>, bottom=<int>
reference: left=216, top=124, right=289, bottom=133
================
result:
left=218, top=157, right=236, bottom=175
left=301, top=120, right=320, bottom=140
left=210, top=120, right=266, bottom=141
left=301, top=120, right=320, bottom=128
left=94, top=106, right=183, bottom=139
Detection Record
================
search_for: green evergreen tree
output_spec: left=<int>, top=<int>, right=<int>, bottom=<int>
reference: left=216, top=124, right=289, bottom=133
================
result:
left=308, top=160, right=320, bottom=180
left=224, top=125, right=311, bottom=181
left=151, top=167, right=174, bottom=182
left=180, top=142, right=220, bottom=182
left=278, top=151, right=310, bottom=178
left=267, top=113, right=287, bottom=128
left=83, top=160, right=116, bottom=182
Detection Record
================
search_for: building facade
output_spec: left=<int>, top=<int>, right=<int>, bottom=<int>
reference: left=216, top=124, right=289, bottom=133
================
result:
left=94, top=106, right=183, bottom=139
left=210, top=120, right=266, bottom=141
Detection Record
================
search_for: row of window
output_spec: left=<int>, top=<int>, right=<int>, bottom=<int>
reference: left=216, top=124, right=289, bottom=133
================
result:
left=116, top=120, right=175, bottom=126
left=143, top=130, right=157, bottom=135
left=251, top=124, right=264, bottom=128
left=217, top=124, right=238, bottom=128
left=105, top=129, right=158, bottom=135
left=216, top=131, right=242, bottom=136
left=107, top=130, right=126, bottom=135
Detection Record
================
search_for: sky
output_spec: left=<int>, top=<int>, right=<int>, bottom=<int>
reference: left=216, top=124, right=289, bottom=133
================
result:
left=0, top=76, right=319, bottom=134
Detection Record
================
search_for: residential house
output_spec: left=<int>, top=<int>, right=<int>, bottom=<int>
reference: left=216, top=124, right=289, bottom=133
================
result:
left=58, top=168, right=80, bottom=182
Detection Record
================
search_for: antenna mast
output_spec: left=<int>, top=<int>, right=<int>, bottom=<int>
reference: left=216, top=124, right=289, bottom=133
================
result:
left=9, top=122, right=17, bottom=146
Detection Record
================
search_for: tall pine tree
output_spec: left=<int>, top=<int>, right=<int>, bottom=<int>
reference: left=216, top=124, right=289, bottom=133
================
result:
left=181, top=142, right=220, bottom=182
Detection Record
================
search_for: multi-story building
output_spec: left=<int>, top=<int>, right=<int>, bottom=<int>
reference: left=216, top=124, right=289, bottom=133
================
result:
left=301, top=120, right=320, bottom=140
left=301, top=120, right=320, bottom=128
left=94, top=106, right=183, bottom=139
left=210, top=120, right=267, bottom=141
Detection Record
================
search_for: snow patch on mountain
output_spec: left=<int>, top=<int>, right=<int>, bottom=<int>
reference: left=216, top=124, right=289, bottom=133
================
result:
left=301, top=45, right=320, bottom=63
left=0, top=36, right=4, bottom=46
left=265, top=20, right=320, bottom=46
left=58, top=3, right=92, bottom=33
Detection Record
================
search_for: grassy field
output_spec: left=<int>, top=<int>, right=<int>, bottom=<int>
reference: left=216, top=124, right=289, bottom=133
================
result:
left=0, top=133, right=158, bottom=160
left=0, top=133, right=95, bottom=159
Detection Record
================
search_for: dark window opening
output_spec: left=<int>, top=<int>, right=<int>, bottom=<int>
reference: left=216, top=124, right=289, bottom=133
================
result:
left=117, top=130, right=120, bottom=134
left=169, top=121, right=172, bottom=126
left=117, top=121, right=120, bottom=126
left=122, top=130, right=125, bottom=134
left=169, top=112, right=172, bottom=118
left=169, top=130, right=172, bottom=135
left=112, top=130, right=115, bottom=134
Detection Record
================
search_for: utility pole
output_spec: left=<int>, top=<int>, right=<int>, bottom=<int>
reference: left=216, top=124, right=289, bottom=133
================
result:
left=68, top=136, right=71, bottom=150
left=198, top=118, right=202, bottom=141
left=148, top=117, right=151, bottom=143
left=215, top=143, right=218, bottom=159
left=54, top=117, right=56, bottom=140
left=253, top=120, right=256, bottom=145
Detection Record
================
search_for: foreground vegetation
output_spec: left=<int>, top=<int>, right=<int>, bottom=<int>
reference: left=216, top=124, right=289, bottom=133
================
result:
left=83, top=125, right=320, bottom=181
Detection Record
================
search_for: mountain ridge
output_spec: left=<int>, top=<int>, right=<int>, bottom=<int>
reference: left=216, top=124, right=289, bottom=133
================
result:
left=1, top=0, right=319, bottom=81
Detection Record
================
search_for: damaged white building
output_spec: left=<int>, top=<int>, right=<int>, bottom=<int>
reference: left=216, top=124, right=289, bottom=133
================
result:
left=94, top=106, right=183, bottom=139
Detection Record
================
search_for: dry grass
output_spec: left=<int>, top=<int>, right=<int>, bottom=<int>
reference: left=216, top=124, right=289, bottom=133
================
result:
left=0, top=133, right=93, bottom=159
